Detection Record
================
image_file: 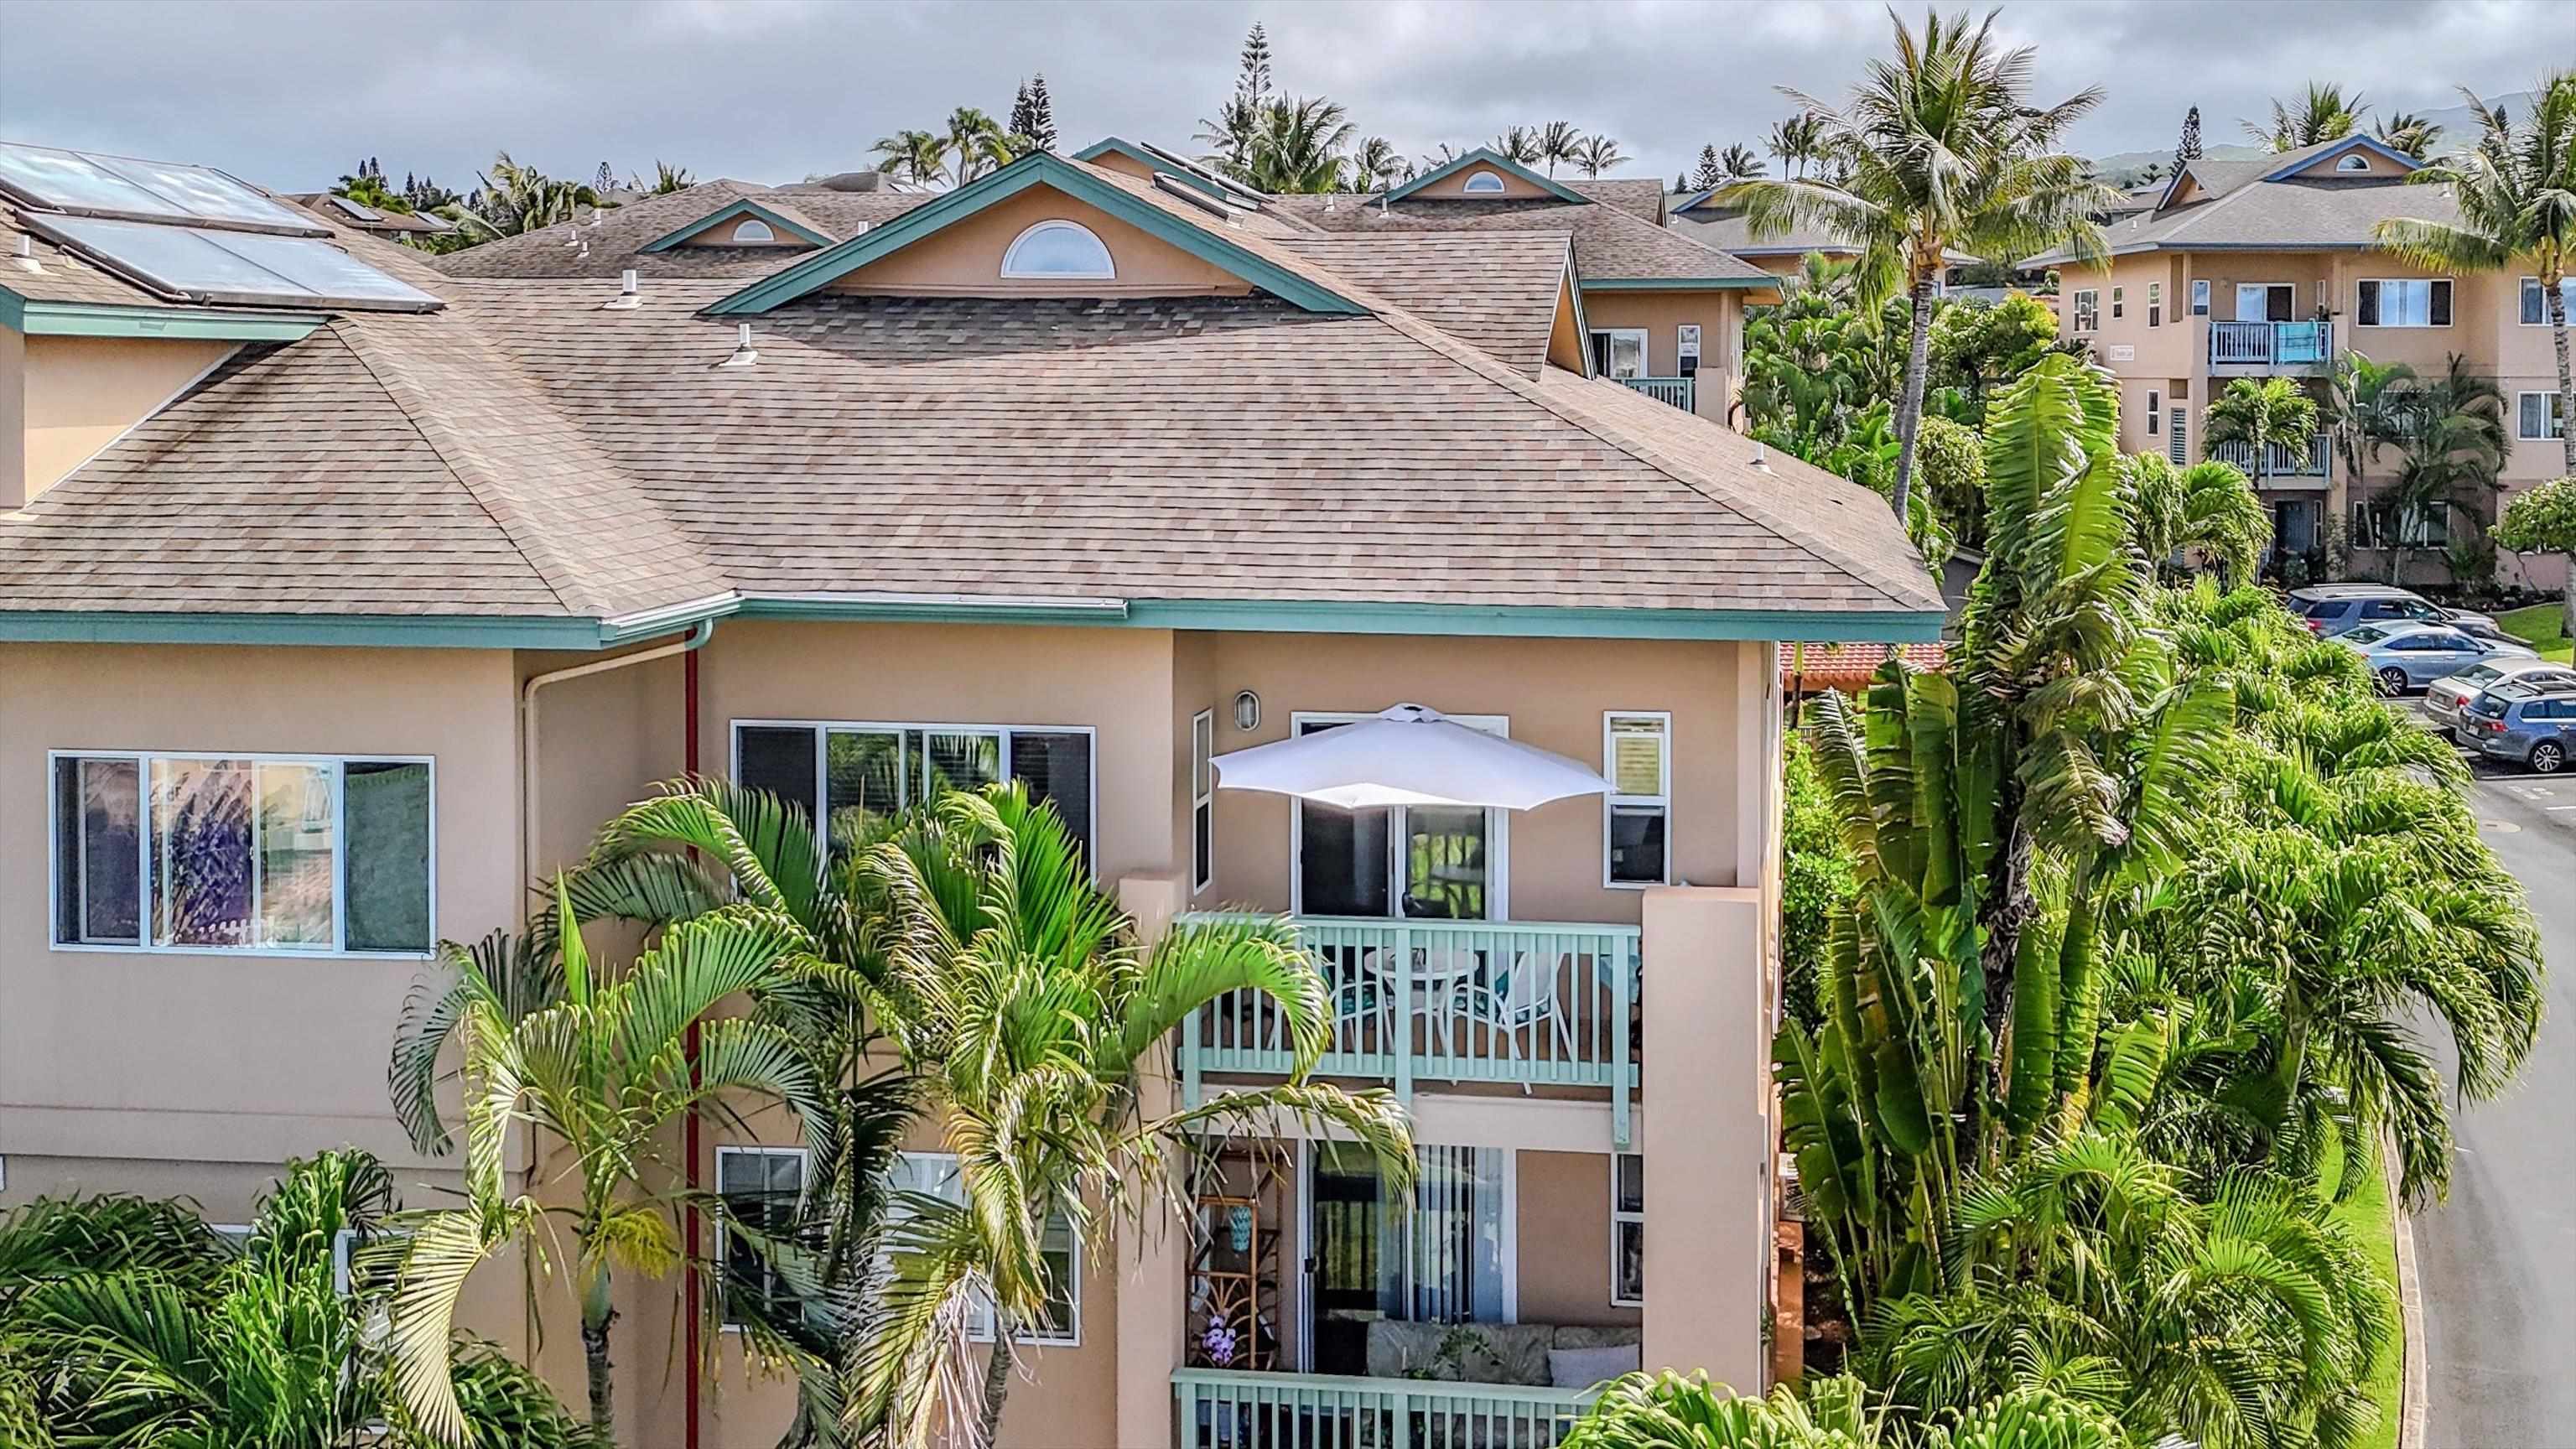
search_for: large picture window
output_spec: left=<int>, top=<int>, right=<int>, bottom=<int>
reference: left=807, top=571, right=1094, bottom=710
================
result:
left=891, top=1152, right=1080, bottom=1344
left=50, top=752, right=431, bottom=954
left=732, top=721, right=1096, bottom=870
left=1291, top=713, right=1506, bottom=920
left=2517, top=391, right=2565, bottom=442
left=2357, top=278, right=2451, bottom=328
left=2520, top=277, right=2576, bottom=325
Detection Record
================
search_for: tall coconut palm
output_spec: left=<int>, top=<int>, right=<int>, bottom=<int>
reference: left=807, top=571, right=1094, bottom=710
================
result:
left=2122, top=453, right=2272, bottom=584
left=1766, top=112, right=1824, bottom=180
left=1725, top=8, right=2116, bottom=522
left=1716, top=143, right=1767, bottom=181
left=1246, top=96, right=1355, bottom=195
left=942, top=107, right=1015, bottom=190
left=1537, top=120, right=1586, bottom=178
left=2373, top=111, right=2443, bottom=161
left=871, top=129, right=950, bottom=192
left=2375, top=72, right=2576, bottom=475
left=2324, top=351, right=2422, bottom=515
left=2373, top=357, right=2510, bottom=583
left=2243, top=81, right=2366, bottom=153
left=850, top=785, right=1413, bottom=1448
left=1491, top=125, right=1542, bottom=165
left=1194, top=92, right=1263, bottom=180
left=1572, top=134, right=1628, bottom=179
left=386, top=883, right=822, bottom=1447
left=2205, top=376, right=2320, bottom=506
left=1348, top=135, right=1407, bottom=192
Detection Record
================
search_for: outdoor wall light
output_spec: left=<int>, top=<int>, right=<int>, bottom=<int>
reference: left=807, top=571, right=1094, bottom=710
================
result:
left=1233, top=689, right=1262, bottom=732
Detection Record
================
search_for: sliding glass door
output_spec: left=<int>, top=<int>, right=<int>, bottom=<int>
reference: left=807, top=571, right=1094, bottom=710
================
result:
left=1291, top=715, right=1504, bottom=920
left=1306, top=1142, right=1508, bottom=1374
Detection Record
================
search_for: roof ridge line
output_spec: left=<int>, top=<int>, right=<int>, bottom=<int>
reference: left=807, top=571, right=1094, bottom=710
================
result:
left=1354, top=293, right=1929, bottom=610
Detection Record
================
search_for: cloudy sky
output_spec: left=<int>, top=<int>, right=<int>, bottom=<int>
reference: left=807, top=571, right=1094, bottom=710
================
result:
left=0, top=0, right=2557, bottom=195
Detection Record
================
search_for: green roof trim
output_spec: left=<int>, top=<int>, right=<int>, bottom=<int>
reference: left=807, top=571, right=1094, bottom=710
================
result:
left=1580, top=277, right=1779, bottom=292
left=0, top=610, right=619, bottom=649
left=1070, top=138, right=1249, bottom=208
left=636, top=198, right=836, bottom=253
left=704, top=153, right=1368, bottom=317
left=1116, top=600, right=1942, bottom=642
left=0, top=289, right=323, bottom=341
left=1384, top=148, right=1590, bottom=206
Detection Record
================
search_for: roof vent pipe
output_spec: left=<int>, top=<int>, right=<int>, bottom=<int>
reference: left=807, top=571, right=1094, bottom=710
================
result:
left=717, top=322, right=758, bottom=369
left=1752, top=440, right=1770, bottom=470
left=10, top=233, right=39, bottom=273
left=603, top=268, right=641, bottom=309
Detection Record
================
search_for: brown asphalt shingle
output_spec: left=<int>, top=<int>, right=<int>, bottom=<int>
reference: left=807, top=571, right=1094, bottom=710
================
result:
left=1275, top=231, right=1572, bottom=376
left=1271, top=192, right=1768, bottom=283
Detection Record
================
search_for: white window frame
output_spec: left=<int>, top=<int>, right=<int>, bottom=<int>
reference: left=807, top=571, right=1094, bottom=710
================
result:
left=1461, top=169, right=1508, bottom=195
left=1288, top=711, right=1510, bottom=921
left=1589, top=327, right=1649, bottom=380
left=2147, top=390, right=2161, bottom=436
left=2356, top=277, right=2452, bottom=329
left=2146, top=281, right=2162, bottom=328
left=1191, top=709, right=1215, bottom=897
left=894, top=1150, right=1081, bottom=1346
left=2235, top=282, right=2293, bottom=323
left=1609, top=1151, right=1644, bottom=1307
left=46, top=750, right=435, bottom=958
left=2111, top=285, right=2123, bottom=319
left=1000, top=219, right=1116, bottom=280
left=2521, top=277, right=2576, bottom=326
left=1602, top=711, right=1672, bottom=890
left=730, top=719, right=1100, bottom=875
left=2072, top=288, right=2098, bottom=332
left=2190, top=278, right=2211, bottom=316
left=714, top=1144, right=810, bottom=1332
left=2517, top=391, right=2566, bottom=442
left=730, top=217, right=776, bottom=244
left=2334, top=152, right=2371, bottom=172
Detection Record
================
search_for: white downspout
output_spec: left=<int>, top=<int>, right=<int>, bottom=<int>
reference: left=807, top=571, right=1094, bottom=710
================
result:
left=517, top=619, right=717, bottom=915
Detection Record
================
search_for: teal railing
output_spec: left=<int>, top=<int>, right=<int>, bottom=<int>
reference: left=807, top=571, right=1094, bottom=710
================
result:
left=1618, top=376, right=1696, bottom=412
left=2209, top=319, right=2333, bottom=368
left=1176, top=914, right=1642, bottom=1146
left=1174, top=1368, right=1597, bottom=1449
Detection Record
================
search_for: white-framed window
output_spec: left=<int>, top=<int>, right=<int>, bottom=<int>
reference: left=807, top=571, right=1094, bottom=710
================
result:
left=2521, top=277, right=2576, bottom=326
left=1191, top=709, right=1215, bottom=897
left=1589, top=327, right=1648, bottom=380
left=49, top=751, right=433, bottom=956
left=1610, top=1152, right=1644, bottom=1306
left=715, top=1145, right=809, bottom=1329
left=732, top=721, right=1097, bottom=872
left=731, top=217, right=776, bottom=244
left=2190, top=278, right=2211, bottom=315
left=1676, top=323, right=1701, bottom=378
left=2334, top=152, right=2371, bottom=173
left=891, top=1152, right=1079, bottom=1345
left=1461, top=169, right=1507, bottom=195
left=2518, top=391, right=2567, bottom=441
left=2072, top=288, right=2098, bottom=332
left=1602, top=712, right=1670, bottom=888
left=2147, top=282, right=2162, bottom=328
left=2111, top=285, right=2124, bottom=319
left=2356, top=278, right=2451, bottom=328
left=1291, top=712, right=1509, bottom=921
left=2147, top=389, right=2162, bottom=436
left=1000, top=220, right=1115, bottom=279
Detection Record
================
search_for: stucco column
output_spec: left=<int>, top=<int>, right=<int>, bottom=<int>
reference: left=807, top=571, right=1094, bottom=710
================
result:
left=1639, top=886, right=1768, bottom=1394
left=1116, top=873, right=1192, bottom=1449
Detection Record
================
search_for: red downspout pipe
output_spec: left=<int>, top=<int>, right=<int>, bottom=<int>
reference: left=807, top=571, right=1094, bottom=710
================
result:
left=683, top=645, right=703, bottom=1449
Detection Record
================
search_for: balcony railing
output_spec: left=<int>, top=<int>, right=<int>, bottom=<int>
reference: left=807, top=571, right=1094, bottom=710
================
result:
left=2210, top=431, right=2332, bottom=479
left=2209, top=319, right=2333, bottom=368
left=1618, top=376, right=1696, bottom=412
left=1179, top=913, right=1643, bottom=1145
left=1176, top=1368, right=1597, bottom=1449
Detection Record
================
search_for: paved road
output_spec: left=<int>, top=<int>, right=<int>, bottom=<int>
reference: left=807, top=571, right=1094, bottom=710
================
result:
left=2413, top=740, right=2576, bottom=1449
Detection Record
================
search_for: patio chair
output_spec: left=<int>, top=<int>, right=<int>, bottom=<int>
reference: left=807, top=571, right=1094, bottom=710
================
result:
left=1459, top=947, right=1574, bottom=1079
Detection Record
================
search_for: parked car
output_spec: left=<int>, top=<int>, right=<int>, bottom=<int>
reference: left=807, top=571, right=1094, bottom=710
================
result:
left=2425, top=660, right=2576, bottom=737
left=2288, top=584, right=2499, bottom=637
left=2463, top=683, right=2576, bottom=772
left=2340, top=622, right=2536, bottom=696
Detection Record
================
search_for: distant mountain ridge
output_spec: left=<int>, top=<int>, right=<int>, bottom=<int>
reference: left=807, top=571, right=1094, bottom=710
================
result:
left=2089, top=89, right=2533, bottom=184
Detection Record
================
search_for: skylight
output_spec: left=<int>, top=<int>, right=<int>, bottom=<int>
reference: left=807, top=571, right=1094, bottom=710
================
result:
left=0, top=141, right=325, bottom=235
left=29, top=214, right=440, bottom=311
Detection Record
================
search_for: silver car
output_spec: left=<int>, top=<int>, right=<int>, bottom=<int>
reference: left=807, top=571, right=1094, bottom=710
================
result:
left=2426, top=659, right=2576, bottom=735
left=2344, top=622, right=2537, bottom=696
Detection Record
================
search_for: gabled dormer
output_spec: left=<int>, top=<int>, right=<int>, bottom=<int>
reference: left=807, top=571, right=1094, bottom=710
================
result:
left=638, top=197, right=837, bottom=253
left=2269, top=134, right=2421, bottom=181
left=1384, top=148, right=1591, bottom=205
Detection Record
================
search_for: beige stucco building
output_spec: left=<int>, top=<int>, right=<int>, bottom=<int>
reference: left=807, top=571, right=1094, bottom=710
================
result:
left=2030, top=133, right=2573, bottom=590
left=0, top=137, right=1939, bottom=1448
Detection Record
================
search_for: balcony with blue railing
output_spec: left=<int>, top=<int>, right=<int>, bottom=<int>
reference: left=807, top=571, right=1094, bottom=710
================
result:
left=1176, top=1368, right=1597, bottom=1449
left=1616, top=376, right=1695, bottom=412
left=2209, top=319, right=2334, bottom=371
left=1177, top=913, right=1643, bottom=1146
left=2210, top=430, right=2333, bottom=480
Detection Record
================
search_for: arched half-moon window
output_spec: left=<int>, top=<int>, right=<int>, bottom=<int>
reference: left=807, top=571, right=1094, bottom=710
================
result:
left=1001, top=220, right=1116, bottom=279
left=732, top=217, right=777, bottom=243
left=2334, top=153, right=2371, bottom=173
left=1462, top=169, right=1508, bottom=195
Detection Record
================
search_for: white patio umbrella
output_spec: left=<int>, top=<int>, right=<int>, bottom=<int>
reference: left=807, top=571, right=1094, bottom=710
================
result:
left=1209, top=703, right=1612, bottom=812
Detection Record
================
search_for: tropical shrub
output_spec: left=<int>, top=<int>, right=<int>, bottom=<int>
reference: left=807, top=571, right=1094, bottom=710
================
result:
left=1566, top=1370, right=2122, bottom=1448
left=2495, top=475, right=2576, bottom=631
left=1782, top=736, right=1859, bottom=1030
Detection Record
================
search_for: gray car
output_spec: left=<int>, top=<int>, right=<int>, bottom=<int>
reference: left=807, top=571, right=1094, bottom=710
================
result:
left=2425, top=659, right=2576, bottom=736
left=2288, top=584, right=2500, bottom=638
left=2464, top=684, right=2576, bottom=772
left=2342, top=622, right=2536, bottom=696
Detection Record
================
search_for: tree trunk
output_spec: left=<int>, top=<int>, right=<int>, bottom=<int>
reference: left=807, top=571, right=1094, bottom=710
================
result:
left=1889, top=273, right=1938, bottom=522
left=581, top=1309, right=616, bottom=1446
left=2547, top=272, right=2575, bottom=476
left=975, top=1311, right=1016, bottom=1448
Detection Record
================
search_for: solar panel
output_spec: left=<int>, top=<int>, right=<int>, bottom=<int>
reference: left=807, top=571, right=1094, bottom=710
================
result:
left=34, top=214, right=439, bottom=311
left=0, top=140, right=325, bottom=235
left=325, top=195, right=382, bottom=222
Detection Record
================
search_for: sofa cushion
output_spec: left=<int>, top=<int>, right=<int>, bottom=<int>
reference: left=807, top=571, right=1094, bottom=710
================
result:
left=1546, top=1342, right=1642, bottom=1389
left=1363, top=1321, right=1553, bottom=1384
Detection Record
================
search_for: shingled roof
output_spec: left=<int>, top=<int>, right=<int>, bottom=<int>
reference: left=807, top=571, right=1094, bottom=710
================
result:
left=2023, top=136, right=2454, bottom=266
left=1270, top=192, right=1771, bottom=286
left=1273, top=231, right=1573, bottom=375
left=431, top=180, right=935, bottom=280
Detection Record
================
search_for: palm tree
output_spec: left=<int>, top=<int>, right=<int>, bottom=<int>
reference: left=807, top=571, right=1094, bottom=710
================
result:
left=943, top=106, right=1015, bottom=189
left=2205, top=376, right=2320, bottom=506
left=1491, top=125, right=1542, bottom=165
left=1566, top=1371, right=2120, bottom=1447
left=386, top=882, right=822, bottom=1446
left=2244, top=81, right=2366, bottom=152
left=1246, top=96, right=1356, bottom=195
left=2324, top=351, right=2422, bottom=513
left=1348, top=135, right=1408, bottom=192
left=1716, top=143, right=1767, bottom=181
left=447, top=152, right=602, bottom=242
left=1195, top=92, right=1263, bottom=180
left=0, top=1153, right=586, bottom=1447
left=1766, top=112, right=1823, bottom=180
left=850, top=785, right=1413, bottom=1448
left=1573, top=134, right=1628, bottom=179
left=2375, top=72, right=2576, bottom=474
left=871, top=129, right=949, bottom=191
left=2381, top=357, right=2511, bottom=582
left=1725, top=8, right=2116, bottom=522
left=2374, top=111, right=2443, bottom=160
left=1537, top=120, right=1586, bottom=178
left=2122, top=453, right=2272, bottom=584
left=632, top=160, right=695, bottom=195
left=335, top=158, right=415, bottom=214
